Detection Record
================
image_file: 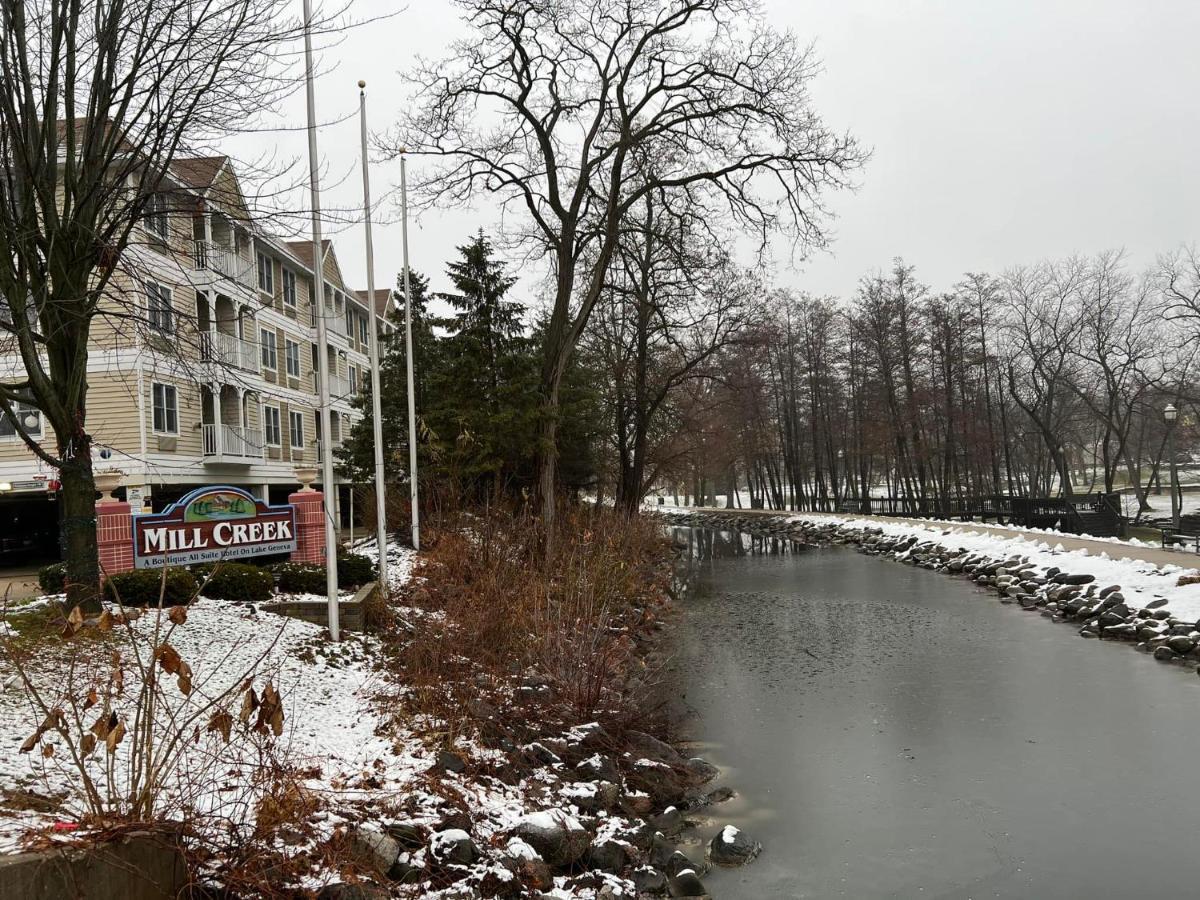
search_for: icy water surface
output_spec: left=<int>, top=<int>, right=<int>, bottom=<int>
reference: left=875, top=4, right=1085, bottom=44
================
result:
left=671, top=530, right=1200, bottom=899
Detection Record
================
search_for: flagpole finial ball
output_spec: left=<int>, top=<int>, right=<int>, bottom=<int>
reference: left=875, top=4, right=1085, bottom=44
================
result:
left=358, top=79, right=366, bottom=89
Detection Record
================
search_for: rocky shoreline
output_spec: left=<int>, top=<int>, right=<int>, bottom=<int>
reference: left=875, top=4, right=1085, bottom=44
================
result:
left=317, top=542, right=759, bottom=900
left=660, top=509, right=1200, bottom=674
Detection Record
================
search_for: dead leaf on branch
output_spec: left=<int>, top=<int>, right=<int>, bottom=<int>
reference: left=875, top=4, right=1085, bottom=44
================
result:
left=66, top=605, right=83, bottom=633
left=154, top=644, right=182, bottom=675
left=238, top=687, right=259, bottom=725
left=97, top=610, right=114, bottom=632
left=90, top=711, right=116, bottom=741
left=83, top=688, right=98, bottom=710
left=207, top=709, right=233, bottom=743
left=41, top=744, right=53, bottom=759
left=168, top=606, right=187, bottom=626
left=105, top=720, right=125, bottom=754
left=254, top=682, right=284, bottom=737
left=80, top=734, right=96, bottom=755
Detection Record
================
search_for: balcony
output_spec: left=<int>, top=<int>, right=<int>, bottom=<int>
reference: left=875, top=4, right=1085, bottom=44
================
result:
left=193, top=240, right=256, bottom=291
left=316, top=440, right=343, bottom=464
left=326, top=373, right=352, bottom=400
left=202, top=424, right=264, bottom=464
left=199, top=330, right=259, bottom=372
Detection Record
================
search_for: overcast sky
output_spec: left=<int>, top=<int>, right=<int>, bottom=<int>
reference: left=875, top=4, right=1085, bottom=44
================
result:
left=240, top=0, right=1200, bottom=307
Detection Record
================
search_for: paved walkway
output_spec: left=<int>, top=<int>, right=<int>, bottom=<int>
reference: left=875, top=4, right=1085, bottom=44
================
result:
left=676, top=506, right=1200, bottom=571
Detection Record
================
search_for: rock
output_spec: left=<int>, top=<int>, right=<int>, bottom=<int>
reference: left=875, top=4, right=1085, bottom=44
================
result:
left=510, top=811, right=591, bottom=867
left=1053, top=573, right=1095, bottom=585
left=1168, top=635, right=1196, bottom=654
left=651, top=806, right=685, bottom=836
left=432, top=749, right=467, bottom=775
left=588, top=840, right=628, bottom=873
left=1154, top=646, right=1179, bottom=662
left=668, top=869, right=708, bottom=897
left=347, top=826, right=399, bottom=876
left=388, top=855, right=424, bottom=884
left=664, top=850, right=696, bottom=878
left=561, top=780, right=619, bottom=812
left=684, top=757, right=720, bottom=783
left=1146, top=597, right=1169, bottom=609
left=709, top=825, right=762, bottom=867
left=648, top=831, right=676, bottom=868
left=1099, top=584, right=1122, bottom=598
left=429, top=828, right=479, bottom=866
left=626, top=730, right=685, bottom=766
left=632, top=865, right=669, bottom=895
left=576, top=753, right=620, bottom=784
left=317, top=885, right=390, bottom=900
left=521, top=742, right=562, bottom=768
left=705, top=785, right=735, bottom=805
left=383, top=822, right=426, bottom=848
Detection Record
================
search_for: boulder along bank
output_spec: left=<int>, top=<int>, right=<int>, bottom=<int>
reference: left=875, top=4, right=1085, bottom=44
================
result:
left=660, top=510, right=1200, bottom=675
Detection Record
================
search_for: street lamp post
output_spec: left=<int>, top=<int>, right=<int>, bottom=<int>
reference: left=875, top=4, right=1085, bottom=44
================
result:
left=1166, top=403, right=1180, bottom=532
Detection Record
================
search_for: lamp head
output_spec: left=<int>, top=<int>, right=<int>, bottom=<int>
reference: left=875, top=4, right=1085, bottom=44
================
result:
left=1166, top=403, right=1178, bottom=423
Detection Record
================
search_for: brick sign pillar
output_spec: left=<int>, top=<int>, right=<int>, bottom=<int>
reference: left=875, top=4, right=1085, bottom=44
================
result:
left=289, top=489, right=326, bottom=564
left=96, top=499, right=135, bottom=579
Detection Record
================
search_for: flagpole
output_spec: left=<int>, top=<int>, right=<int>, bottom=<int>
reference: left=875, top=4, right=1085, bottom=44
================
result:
left=302, top=0, right=340, bottom=641
left=399, top=152, right=420, bottom=551
left=358, top=80, right=389, bottom=590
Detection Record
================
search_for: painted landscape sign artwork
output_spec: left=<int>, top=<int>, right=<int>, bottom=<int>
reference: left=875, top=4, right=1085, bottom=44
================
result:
left=133, top=486, right=296, bottom=568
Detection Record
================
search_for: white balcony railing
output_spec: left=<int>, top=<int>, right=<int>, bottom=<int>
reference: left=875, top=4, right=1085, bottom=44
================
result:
left=316, top=440, right=343, bottom=464
left=199, top=330, right=259, bottom=371
left=193, top=240, right=256, bottom=290
left=202, top=424, right=265, bottom=461
left=326, top=373, right=351, bottom=399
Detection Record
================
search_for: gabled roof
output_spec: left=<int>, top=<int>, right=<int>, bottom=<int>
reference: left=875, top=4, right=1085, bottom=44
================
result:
left=169, top=155, right=227, bottom=190
left=285, top=238, right=351, bottom=292
left=355, top=288, right=394, bottom=319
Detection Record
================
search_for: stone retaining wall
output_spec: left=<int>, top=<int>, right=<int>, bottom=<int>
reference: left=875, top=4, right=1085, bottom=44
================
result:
left=0, top=832, right=185, bottom=900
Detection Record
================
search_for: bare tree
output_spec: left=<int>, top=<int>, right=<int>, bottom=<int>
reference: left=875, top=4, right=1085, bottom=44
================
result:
left=392, top=0, right=864, bottom=539
left=0, top=0, right=324, bottom=607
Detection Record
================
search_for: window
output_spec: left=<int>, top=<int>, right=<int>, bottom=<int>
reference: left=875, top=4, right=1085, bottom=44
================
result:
left=282, top=268, right=297, bottom=307
left=146, top=282, right=173, bottom=334
left=257, top=251, right=274, bottom=295
left=263, top=405, right=281, bottom=446
left=289, top=410, right=304, bottom=449
left=348, top=365, right=358, bottom=395
left=285, top=339, right=301, bottom=378
left=260, top=328, right=277, bottom=370
left=345, top=307, right=354, bottom=338
left=151, top=383, right=178, bottom=434
left=144, top=193, right=169, bottom=241
left=0, top=393, right=42, bottom=439
left=358, top=314, right=369, bottom=345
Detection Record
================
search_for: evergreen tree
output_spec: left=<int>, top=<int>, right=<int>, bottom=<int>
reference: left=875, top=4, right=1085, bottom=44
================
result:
left=338, top=268, right=434, bottom=484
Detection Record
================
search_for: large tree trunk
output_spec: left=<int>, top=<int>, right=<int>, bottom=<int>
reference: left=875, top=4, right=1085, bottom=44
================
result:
left=58, top=435, right=101, bottom=612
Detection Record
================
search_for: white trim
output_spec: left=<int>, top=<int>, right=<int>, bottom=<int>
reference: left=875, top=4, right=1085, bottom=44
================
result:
left=262, top=403, right=282, bottom=447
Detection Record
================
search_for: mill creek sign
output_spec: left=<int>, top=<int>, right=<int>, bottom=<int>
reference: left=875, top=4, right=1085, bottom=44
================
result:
left=132, top=486, right=297, bottom=568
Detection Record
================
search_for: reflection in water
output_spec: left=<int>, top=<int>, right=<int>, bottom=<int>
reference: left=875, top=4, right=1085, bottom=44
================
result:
left=672, top=530, right=1200, bottom=900
left=673, top=526, right=808, bottom=560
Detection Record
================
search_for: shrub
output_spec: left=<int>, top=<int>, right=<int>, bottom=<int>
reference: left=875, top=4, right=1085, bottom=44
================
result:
left=274, top=562, right=326, bottom=595
left=37, top=562, right=66, bottom=594
left=196, top=563, right=275, bottom=604
left=104, top=568, right=199, bottom=607
left=336, top=550, right=376, bottom=589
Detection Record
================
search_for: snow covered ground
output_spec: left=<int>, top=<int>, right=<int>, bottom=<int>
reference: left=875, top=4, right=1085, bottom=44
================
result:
left=0, top=541, right=652, bottom=898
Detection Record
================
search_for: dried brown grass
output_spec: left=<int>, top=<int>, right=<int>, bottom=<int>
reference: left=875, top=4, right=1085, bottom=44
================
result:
left=390, top=502, right=674, bottom=740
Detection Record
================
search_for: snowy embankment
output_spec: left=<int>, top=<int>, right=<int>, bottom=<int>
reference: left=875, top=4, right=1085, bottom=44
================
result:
left=0, top=537, right=725, bottom=899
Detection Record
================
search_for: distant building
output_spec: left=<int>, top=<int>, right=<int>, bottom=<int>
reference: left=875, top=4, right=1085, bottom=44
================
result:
left=0, top=156, right=393, bottom=560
